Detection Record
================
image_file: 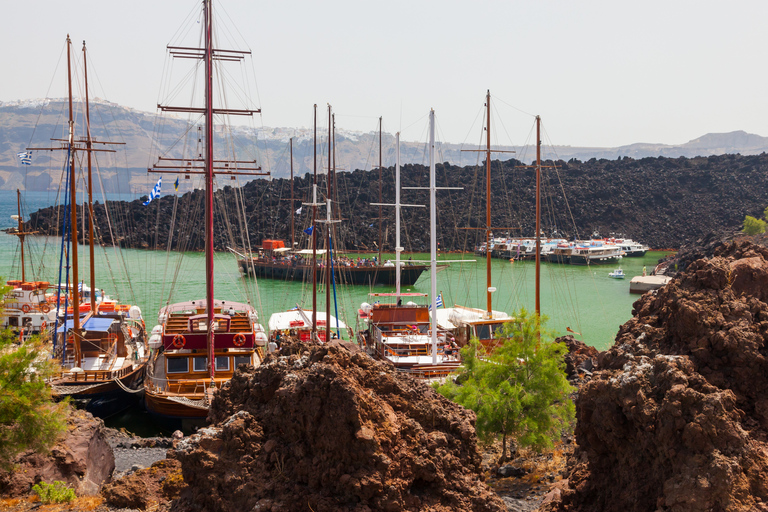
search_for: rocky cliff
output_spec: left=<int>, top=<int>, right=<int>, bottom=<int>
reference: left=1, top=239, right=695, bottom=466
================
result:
left=27, top=153, right=768, bottom=252
left=544, top=240, right=768, bottom=511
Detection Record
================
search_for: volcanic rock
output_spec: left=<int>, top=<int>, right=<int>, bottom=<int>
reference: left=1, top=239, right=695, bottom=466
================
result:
left=0, top=409, right=114, bottom=497
left=101, top=458, right=184, bottom=511
left=544, top=240, right=768, bottom=512
left=170, top=341, right=506, bottom=512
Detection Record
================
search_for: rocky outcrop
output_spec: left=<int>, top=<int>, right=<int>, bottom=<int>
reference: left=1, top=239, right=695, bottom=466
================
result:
left=26, top=153, right=768, bottom=252
left=0, top=409, right=114, bottom=497
left=545, top=240, right=768, bottom=511
left=101, top=458, right=184, bottom=511
left=170, top=341, right=505, bottom=512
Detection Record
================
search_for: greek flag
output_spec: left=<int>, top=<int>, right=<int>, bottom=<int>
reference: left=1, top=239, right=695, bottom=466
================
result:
left=428, top=292, right=444, bottom=310
left=143, top=177, right=162, bottom=205
left=295, top=206, right=302, bottom=215
left=17, top=151, right=32, bottom=165
left=174, top=177, right=179, bottom=192
left=303, top=225, right=313, bottom=235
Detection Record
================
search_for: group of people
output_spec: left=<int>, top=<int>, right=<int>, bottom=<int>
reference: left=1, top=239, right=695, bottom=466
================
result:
left=258, top=253, right=388, bottom=269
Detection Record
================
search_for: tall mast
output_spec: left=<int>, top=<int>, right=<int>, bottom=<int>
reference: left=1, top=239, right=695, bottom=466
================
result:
left=290, top=137, right=294, bottom=249
left=485, top=90, right=493, bottom=319
left=16, top=190, right=26, bottom=283
left=83, top=42, right=97, bottom=315
left=429, top=110, right=438, bottom=364
left=378, top=117, right=383, bottom=265
left=535, top=115, right=541, bottom=317
left=204, top=0, right=215, bottom=380
left=326, top=105, right=332, bottom=342
left=311, top=104, right=318, bottom=336
left=395, top=133, right=401, bottom=299
left=66, top=35, right=82, bottom=365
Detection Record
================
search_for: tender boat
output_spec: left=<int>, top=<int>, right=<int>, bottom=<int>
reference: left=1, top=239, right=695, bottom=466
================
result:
left=608, top=269, right=626, bottom=279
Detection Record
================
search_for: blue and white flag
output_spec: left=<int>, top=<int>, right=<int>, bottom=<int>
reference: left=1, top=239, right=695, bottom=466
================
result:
left=143, top=177, right=162, bottom=206
left=428, top=292, right=444, bottom=310
left=303, top=225, right=313, bottom=235
left=17, top=151, right=32, bottom=165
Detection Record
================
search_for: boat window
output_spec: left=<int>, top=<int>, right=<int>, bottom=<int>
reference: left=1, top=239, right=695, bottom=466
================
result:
left=492, top=323, right=506, bottom=336
left=8, top=317, right=18, bottom=327
left=475, top=324, right=492, bottom=340
left=193, top=356, right=208, bottom=372
left=234, top=355, right=251, bottom=369
left=215, top=356, right=230, bottom=371
left=167, top=357, right=189, bottom=374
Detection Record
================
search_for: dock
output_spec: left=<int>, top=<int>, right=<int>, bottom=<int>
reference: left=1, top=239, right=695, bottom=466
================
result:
left=629, top=275, right=672, bottom=294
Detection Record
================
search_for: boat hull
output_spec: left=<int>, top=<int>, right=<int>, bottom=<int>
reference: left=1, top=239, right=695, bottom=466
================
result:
left=239, top=260, right=427, bottom=286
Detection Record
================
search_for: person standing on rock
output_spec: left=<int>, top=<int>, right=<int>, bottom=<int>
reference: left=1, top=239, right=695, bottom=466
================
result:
left=643, top=266, right=647, bottom=277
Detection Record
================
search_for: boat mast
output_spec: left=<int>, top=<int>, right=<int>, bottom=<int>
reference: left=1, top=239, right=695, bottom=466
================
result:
left=82, top=42, right=97, bottom=315
left=312, top=104, right=318, bottom=337
left=326, top=105, right=332, bottom=342
left=290, top=137, right=294, bottom=249
left=204, top=0, right=215, bottom=380
left=15, top=190, right=27, bottom=283
left=485, top=90, right=493, bottom=319
left=395, top=133, right=401, bottom=299
left=378, top=117, right=383, bottom=265
left=66, top=35, right=82, bottom=365
left=429, top=110, right=438, bottom=364
left=535, top=115, right=541, bottom=317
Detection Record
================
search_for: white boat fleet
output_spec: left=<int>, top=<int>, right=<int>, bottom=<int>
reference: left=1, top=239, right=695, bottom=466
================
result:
left=476, top=237, right=649, bottom=265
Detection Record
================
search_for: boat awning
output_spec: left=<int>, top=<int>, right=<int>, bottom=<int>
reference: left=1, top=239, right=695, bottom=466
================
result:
left=369, top=292, right=428, bottom=297
left=295, top=249, right=327, bottom=255
left=56, top=317, right=116, bottom=333
left=268, top=309, right=346, bottom=331
left=272, top=247, right=292, bottom=253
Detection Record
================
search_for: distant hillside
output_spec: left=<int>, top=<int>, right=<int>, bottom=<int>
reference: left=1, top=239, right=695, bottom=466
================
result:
left=2, top=99, right=767, bottom=193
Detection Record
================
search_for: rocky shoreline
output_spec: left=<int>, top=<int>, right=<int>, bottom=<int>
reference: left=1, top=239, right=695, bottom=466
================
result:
left=26, top=153, right=768, bottom=253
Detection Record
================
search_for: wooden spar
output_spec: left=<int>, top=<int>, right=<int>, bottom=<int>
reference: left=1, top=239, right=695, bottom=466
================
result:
left=16, top=190, right=25, bottom=282
left=395, top=133, right=401, bottom=299
left=429, top=110, right=437, bottom=364
left=204, top=0, right=215, bottom=382
left=378, top=117, right=383, bottom=265
left=326, top=104, right=331, bottom=343
left=83, top=41, right=97, bottom=315
left=535, top=115, right=541, bottom=317
left=290, top=137, right=294, bottom=249
left=66, top=35, right=82, bottom=365
left=485, top=91, right=492, bottom=318
left=312, top=104, right=317, bottom=336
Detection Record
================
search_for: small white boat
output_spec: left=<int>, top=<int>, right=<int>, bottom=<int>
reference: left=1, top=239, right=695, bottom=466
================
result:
left=608, top=269, right=625, bottom=279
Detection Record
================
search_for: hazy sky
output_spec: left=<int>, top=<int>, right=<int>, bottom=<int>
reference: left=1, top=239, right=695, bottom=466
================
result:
left=4, top=0, right=767, bottom=148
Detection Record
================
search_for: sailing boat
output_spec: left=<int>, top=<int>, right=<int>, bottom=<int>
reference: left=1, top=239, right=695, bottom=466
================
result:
left=434, top=91, right=514, bottom=352
left=143, top=0, right=268, bottom=429
left=39, top=37, right=148, bottom=404
left=358, top=110, right=462, bottom=377
left=2, top=190, right=53, bottom=341
left=237, top=119, right=431, bottom=286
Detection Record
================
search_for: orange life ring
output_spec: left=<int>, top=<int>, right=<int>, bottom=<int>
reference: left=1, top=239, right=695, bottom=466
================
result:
left=21, top=304, right=30, bottom=313
left=172, top=334, right=186, bottom=349
left=233, top=333, right=246, bottom=347
left=40, top=303, right=50, bottom=314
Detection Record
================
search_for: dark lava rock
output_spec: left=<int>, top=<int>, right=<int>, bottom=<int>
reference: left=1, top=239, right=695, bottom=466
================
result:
left=102, top=458, right=184, bottom=511
left=0, top=409, right=114, bottom=497
left=169, top=341, right=506, bottom=512
left=543, top=240, right=768, bottom=512
left=498, top=465, right=528, bottom=478
left=27, top=153, right=768, bottom=252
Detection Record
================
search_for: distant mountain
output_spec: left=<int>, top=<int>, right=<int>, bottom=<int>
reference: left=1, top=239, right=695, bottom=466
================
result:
left=1, top=99, right=766, bottom=192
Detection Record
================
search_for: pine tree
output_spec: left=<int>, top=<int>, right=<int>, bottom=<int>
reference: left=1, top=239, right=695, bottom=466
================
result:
left=0, top=288, right=69, bottom=468
left=436, top=309, right=575, bottom=462
left=742, top=215, right=766, bottom=235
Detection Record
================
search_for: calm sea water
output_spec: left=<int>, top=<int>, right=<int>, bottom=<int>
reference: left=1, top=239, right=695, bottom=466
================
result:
left=0, top=190, right=672, bottom=351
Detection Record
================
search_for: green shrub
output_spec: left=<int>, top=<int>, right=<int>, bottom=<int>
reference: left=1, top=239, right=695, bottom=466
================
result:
left=32, top=480, right=75, bottom=504
left=742, top=215, right=766, bottom=235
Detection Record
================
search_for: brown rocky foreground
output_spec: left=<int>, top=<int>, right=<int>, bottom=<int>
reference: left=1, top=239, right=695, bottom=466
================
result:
left=544, top=240, right=768, bottom=512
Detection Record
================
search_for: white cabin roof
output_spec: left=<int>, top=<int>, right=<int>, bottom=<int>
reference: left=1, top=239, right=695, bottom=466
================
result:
left=268, top=309, right=346, bottom=331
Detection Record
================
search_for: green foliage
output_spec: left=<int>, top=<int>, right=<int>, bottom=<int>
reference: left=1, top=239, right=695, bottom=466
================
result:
left=32, top=480, right=76, bottom=504
left=742, top=215, right=766, bottom=235
left=0, top=283, right=69, bottom=469
left=436, top=309, right=575, bottom=461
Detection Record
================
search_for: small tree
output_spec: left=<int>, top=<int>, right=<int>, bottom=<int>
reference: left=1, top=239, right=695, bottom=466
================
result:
left=436, top=309, right=575, bottom=462
left=0, top=285, right=69, bottom=468
left=742, top=215, right=766, bottom=235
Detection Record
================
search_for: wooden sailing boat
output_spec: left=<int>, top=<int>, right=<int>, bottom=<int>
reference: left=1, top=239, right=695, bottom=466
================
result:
left=1, top=190, right=52, bottom=341
left=358, top=110, right=462, bottom=377
left=143, top=0, right=268, bottom=429
left=39, top=37, right=149, bottom=404
left=435, top=91, right=516, bottom=352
